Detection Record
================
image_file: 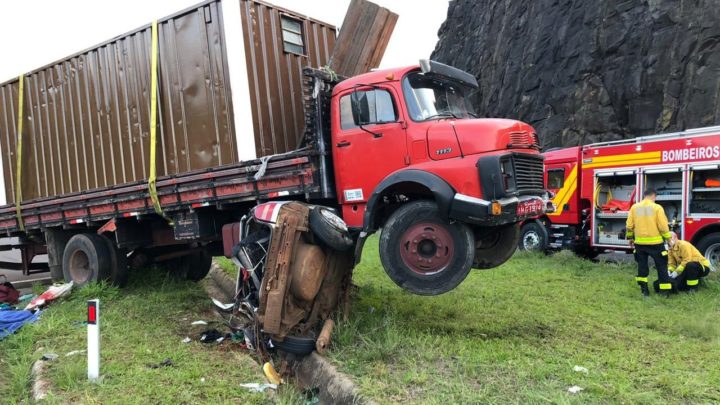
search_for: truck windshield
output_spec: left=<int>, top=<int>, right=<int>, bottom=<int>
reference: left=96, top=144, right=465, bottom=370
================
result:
left=402, top=72, right=477, bottom=121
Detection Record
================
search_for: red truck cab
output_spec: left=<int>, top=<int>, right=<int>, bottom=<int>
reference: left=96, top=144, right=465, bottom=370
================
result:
left=328, top=60, right=551, bottom=294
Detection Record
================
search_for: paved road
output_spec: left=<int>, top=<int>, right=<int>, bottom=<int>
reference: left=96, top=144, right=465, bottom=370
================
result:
left=0, top=249, right=50, bottom=289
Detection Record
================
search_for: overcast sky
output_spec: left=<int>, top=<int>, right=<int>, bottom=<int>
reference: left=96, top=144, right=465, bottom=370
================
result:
left=0, top=0, right=449, bottom=83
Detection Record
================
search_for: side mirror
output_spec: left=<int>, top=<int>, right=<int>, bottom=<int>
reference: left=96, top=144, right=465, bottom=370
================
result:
left=350, top=88, right=397, bottom=127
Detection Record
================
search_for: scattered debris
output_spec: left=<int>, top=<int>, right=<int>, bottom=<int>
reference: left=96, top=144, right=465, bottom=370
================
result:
left=263, top=362, right=282, bottom=385
left=41, top=353, right=58, bottom=361
left=239, top=383, right=277, bottom=393
left=199, top=329, right=224, bottom=343
left=25, top=282, right=73, bottom=311
left=568, top=385, right=584, bottom=394
left=211, top=297, right=233, bottom=311
left=65, top=350, right=85, bottom=357
left=573, top=365, right=589, bottom=374
left=200, top=377, right=206, bottom=383
left=182, top=337, right=192, bottom=344
left=191, top=320, right=208, bottom=326
left=148, top=358, right=174, bottom=369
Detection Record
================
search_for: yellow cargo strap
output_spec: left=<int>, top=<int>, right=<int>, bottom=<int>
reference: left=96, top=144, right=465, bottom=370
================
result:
left=14, top=75, right=24, bottom=231
left=147, top=20, right=169, bottom=224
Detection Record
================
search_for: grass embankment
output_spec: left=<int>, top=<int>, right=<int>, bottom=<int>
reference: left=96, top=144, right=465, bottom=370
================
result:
left=332, top=237, right=720, bottom=404
left=0, top=270, right=269, bottom=404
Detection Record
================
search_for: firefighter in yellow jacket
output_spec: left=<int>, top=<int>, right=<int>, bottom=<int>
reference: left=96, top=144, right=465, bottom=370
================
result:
left=626, top=189, right=673, bottom=296
left=666, top=232, right=711, bottom=292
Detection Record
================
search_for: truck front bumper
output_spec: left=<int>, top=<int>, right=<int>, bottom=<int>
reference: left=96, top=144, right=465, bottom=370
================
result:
left=449, top=192, right=554, bottom=227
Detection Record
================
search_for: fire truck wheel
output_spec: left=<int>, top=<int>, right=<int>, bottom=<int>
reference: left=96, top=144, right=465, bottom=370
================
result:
left=473, top=224, right=521, bottom=269
left=186, top=250, right=213, bottom=281
left=518, top=222, right=549, bottom=252
left=379, top=200, right=475, bottom=296
left=697, top=233, right=720, bottom=269
left=62, top=234, right=111, bottom=287
left=100, top=235, right=129, bottom=287
left=309, top=207, right=354, bottom=252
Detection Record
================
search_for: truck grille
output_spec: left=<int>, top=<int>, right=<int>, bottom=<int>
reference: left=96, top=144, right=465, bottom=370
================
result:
left=512, top=153, right=544, bottom=194
left=508, top=131, right=540, bottom=149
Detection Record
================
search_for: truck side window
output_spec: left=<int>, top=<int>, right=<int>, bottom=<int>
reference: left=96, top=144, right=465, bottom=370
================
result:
left=547, top=168, right=565, bottom=189
left=340, top=89, right=397, bottom=130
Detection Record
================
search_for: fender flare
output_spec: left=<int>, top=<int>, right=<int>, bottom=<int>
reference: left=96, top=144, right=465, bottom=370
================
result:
left=362, top=169, right=455, bottom=232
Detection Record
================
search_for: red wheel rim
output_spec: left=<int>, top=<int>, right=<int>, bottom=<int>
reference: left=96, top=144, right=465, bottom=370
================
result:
left=399, top=221, right=455, bottom=275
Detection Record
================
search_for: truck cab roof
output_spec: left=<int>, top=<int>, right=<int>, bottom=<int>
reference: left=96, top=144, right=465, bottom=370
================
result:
left=332, top=65, right=419, bottom=95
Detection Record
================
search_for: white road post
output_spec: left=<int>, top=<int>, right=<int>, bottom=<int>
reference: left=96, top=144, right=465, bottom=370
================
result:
left=87, top=299, right=100, bottom=381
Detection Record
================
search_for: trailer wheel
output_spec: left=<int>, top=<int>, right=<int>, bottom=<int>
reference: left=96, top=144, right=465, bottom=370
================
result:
left=379, top=200, right=475, bottom=295
left=309, top=207, right=353, bottom=252
left=518, top=222, right=548, bottom=252
left=473, top=224, right=521, bottom=269
left=696, top=233, right=720, bottom=270
left=186, top=250, right=212, bottom=281
left=100, top=235, right=129, bottom=287
left=62, top=234, right=111, bottom=287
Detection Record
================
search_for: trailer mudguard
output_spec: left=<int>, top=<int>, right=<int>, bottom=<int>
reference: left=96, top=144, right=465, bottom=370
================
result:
left=362, top=169, right=455, bottom=232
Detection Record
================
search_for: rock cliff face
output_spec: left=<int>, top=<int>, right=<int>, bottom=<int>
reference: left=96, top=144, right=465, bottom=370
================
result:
left=431, top=0, right=720, bottom=148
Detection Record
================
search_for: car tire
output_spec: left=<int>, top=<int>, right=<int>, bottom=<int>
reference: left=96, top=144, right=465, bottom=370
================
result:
left=379, top=200, right=475, bottom=295
left=272, top=334, right=316, bottom=356
left=62, top=233, right=111, bottom=287
left=309, top=207, right=354, bottom=252
left=518, top=221, right=549, bottom=252
left=473, top=224, right=521, bottom=269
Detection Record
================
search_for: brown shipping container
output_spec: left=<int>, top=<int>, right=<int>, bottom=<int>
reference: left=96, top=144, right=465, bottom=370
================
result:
left=0, top=0, right=336, bottom=204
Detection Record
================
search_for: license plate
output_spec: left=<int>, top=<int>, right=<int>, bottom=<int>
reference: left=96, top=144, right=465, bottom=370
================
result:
left=516, top=198, right=544, bottom=216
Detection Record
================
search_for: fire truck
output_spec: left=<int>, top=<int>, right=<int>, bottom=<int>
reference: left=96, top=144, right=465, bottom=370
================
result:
left=519, top=126, right=720, bottom=268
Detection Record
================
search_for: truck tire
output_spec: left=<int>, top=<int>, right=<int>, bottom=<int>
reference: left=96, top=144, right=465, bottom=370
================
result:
left=272, top=334, right=316, bottom=356
left=379, top=200, right=475, bottom=295
left=309, top=207, right=353, bottom=252
left=62, top=234, right=111, bottom=287
left=696, top=233, right=720, bottom=269
left=186, top=250, right=212, bottom=281
left=100, top=235, right=129, bottom=287
left=518, top=221, right=548, bottom=252
left=473, top=224, right=520, bottom=269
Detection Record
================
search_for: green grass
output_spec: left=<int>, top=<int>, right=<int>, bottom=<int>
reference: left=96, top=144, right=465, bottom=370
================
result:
left=0, top=270, right=268, bottom=404
left=215, top=256, right=239, bottom=279
left=331, top=237, right=720, bottom=404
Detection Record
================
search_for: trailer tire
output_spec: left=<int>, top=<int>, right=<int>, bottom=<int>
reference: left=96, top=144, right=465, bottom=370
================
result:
left=62, top=234, right=111, bottom=287
left=518, top=222, right=548, bottom=252
left=186, top=250, right=212, bottom=281
left=379, top=200, right=475, bottom=295
left=309, top=207, right=353, bottom=252
left=100, top=235, right=129, bottom=287
left=696, top=233, right=720, bottom=269
left=473, top=224, right=521, bottom=269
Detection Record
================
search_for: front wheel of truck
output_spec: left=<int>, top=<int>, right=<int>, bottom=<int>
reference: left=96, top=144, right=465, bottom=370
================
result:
left=379, top=200, right=475, bottom=296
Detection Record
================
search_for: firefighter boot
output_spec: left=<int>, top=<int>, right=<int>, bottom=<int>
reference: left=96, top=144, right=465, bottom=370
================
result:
left=640, top=283, right=649, bottom=297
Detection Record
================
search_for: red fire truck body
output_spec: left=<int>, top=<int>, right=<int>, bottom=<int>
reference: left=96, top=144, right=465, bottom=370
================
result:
left=520, top=126, right=720, bottom=267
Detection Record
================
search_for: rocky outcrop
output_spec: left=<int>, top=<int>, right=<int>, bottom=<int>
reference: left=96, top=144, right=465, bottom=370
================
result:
left=431, top=0, right=720, bottom=148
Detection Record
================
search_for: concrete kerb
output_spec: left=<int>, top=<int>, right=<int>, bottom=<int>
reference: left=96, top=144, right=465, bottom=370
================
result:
left=207, top=259, right=373, bottom=404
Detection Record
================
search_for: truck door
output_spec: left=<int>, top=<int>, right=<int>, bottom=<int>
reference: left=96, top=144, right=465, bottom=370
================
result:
left=546, top=162, right=578, bottom=221
left=332, top=86, right=408, bottom=226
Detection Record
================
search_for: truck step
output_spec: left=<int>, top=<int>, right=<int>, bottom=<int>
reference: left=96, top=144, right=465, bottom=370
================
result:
left=552, top=233, right=565, bottom=237
left=549, top=243, right=562, bottom=248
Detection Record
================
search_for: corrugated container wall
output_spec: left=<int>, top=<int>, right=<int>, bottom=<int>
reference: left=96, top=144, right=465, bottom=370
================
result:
left=238, top=0, right=336, bottom=157
left=0, top=0, right=336, bottom=204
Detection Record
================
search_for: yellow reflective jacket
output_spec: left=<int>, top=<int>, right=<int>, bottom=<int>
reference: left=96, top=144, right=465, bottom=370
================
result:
left=625, top=198, right=671, bottom=245
left=669, top=240, right=710, bottom=272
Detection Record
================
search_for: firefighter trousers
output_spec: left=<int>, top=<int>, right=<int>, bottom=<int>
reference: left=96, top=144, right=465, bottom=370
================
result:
left=673, top=262, right=710, bottom=291
left=634, top=243, right=671, bottom=291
